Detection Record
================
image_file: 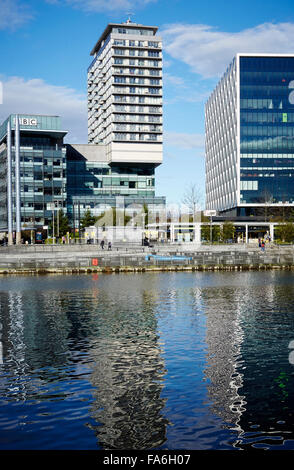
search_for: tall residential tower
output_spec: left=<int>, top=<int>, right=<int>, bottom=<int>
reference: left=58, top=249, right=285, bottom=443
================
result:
left=87, top=20, right=163, bottom=166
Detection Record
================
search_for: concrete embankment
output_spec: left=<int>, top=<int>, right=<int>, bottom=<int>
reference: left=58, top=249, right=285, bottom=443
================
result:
left=0, top=243, right=294, bottom=275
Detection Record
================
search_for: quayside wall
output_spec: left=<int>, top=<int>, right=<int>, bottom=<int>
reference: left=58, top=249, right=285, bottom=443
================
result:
left=0, top=244, right=294, bottom=274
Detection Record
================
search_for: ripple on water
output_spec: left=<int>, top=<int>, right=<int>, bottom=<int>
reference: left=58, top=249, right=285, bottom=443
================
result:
left=0, top=272, right=294, bottom=449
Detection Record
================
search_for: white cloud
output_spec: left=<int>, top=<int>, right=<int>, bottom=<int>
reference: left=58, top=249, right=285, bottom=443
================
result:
left=0, top=0, right=32, bottom=30
left=163, top=73, right=186, bottom=87
left=162, top=22, right=294, bottom=78
left=164, top=131, right=205, bottom=150
left=163, top=73, right=210, bottom=105
left=46, top=0, right=157, bottom=12
left=0, top=76, right=87, bottom=143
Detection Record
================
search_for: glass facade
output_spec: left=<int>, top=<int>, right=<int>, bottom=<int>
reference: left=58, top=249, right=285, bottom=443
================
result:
left=205, top=58, right=238, bottom=211
left=66, top=154, right=165, bottom=224
left=206, top=55, right=294, bottom=216
left=0, top=115, right=67, bottom=233
left=240, top=56, right=294, bottom=205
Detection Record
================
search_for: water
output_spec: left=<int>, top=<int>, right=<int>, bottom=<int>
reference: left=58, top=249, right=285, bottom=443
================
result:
left=0, top=271, right=294, bottom=450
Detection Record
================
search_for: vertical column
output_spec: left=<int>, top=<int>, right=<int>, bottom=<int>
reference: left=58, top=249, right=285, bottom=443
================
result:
left=270, top=223, right=274, bottom=243
left=171, top=223, right=174, bottom=243
left=245, top=224, right=248, bottom=244
left=194, top=223, right=201, bottom=244
left=15, top=115, right=21, bottom=245
left=6, top=119, right=13, bottom=245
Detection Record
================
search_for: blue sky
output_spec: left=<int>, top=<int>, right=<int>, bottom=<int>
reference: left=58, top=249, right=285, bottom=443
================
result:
left=1, top=0, right=294, bottom=205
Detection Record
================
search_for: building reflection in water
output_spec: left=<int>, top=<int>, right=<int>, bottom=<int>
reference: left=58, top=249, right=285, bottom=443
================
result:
left=202, top=274, right=294, bottom=449
left=0, top=275, right=169, bottom=451
left=87, top=281, right=169, bottom=450
left=0, top=288, right=74, bottom=401
left=234, top=278, right=294, bottom=447
left=202, top=286, right=246, bottom=438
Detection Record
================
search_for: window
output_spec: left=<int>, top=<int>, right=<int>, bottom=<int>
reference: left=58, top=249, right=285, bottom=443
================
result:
left=240, top=180, right=258, bottom=190
left=148, top=41, right=159, bottom=48
left=114, top=133, right=127, bottom=141
left=148, top=51, right=160, bottom=57
left=148, top=88, right=159, bottom=95
left=114, top=76, right=126, bottom=83
left=149, top=106, right=161, bottom=113
left=148, top=60, right=159, bottom=67
left=149, top=116, right=160, bottom=122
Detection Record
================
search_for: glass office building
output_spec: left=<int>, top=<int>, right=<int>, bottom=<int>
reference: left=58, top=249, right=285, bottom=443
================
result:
left=66, top=143, right=165, bottom=226
left=0, top=114, right=67, bottom=242
left=205, top=54, right=294, bottom=217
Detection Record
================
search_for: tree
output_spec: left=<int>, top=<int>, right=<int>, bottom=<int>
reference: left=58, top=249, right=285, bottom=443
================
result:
left=96, top=208, right=131, bottom=226
left=49, top=209, right=70, bottom=237
left=142, top=203, right=149, bottom=227
left=182, top=183, right=203, bottom=218
left=275, top=223, right=294, bottom=243
left=80, top=209, right=98, bottom=229
left=262, top=189, right=274, bottom=222
left=201, top=224, right=220, bottom=242
left=221, top=221, right=235, bottom=242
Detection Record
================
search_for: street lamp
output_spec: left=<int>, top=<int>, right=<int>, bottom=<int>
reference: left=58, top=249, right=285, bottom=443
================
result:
left=204, top=209, right=217, bottom=245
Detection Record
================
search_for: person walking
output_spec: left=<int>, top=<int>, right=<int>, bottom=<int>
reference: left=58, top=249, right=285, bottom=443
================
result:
left=108, top=241, right=112, bottom=251
left=261, top=240, right=265, bottom=252
left=100, top=239, right=104, bottom=250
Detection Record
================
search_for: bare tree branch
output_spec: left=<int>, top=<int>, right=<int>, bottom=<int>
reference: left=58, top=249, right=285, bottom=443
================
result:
left=182, top=183, right=204, bottom=215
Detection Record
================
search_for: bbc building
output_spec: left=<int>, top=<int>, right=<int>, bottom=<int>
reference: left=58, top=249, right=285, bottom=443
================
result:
left=205, top=53, right=294, bottom=219
left=0, top=114, right=67, bottom=244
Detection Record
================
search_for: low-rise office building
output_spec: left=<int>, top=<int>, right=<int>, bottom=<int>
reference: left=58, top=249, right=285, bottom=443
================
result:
left=66, top=143, right=165, bottom=227
left=0, top=114, right=67, bottom=243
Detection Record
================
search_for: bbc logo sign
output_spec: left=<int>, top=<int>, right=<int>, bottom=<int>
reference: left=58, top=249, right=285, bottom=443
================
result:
left=13, top=117, right=38, bottom=126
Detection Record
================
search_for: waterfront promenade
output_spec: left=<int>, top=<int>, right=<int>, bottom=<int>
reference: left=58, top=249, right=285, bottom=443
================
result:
left=1, top=243, right=294, bottom=274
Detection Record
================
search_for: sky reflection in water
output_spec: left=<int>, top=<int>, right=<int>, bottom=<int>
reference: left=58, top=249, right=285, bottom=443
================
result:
left=0, top=271, right=294, bottom=450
